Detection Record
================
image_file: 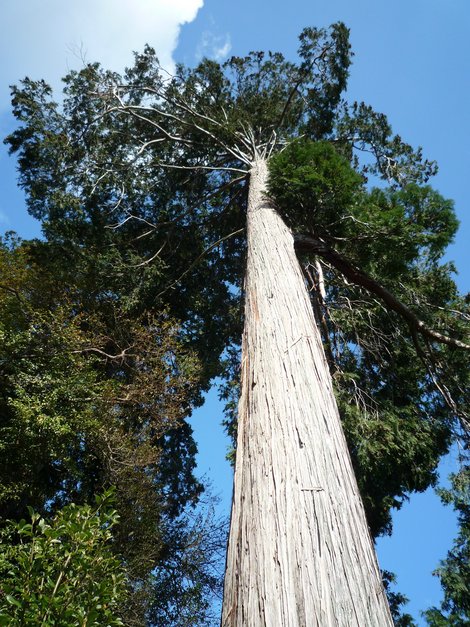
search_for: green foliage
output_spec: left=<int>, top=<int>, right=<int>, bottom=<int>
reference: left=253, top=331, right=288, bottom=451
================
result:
left=0, top=489, right=126, bottom=626
left=343, top=184, right=459, bottom=274
left=0, top=237, right=107, bottom=515
left=268, top=138, right=458, bottom=267
left=423, top=466, right=470, bottom=626
left=3, top=21, right=469, bottom=622
left=268, top=138, right=363, bottom=234
left=267, top=137, right=468, bottom=536
left=0, top=235, right=225, bottom=624
left=336, top=101, right=438, bottom=185
left=382, top=570, right=417, bottom=627
left=340, top=400, right=451, bottom=536
left=6, top=62, right=243, bottom=386
left=329, top=278, right=468, bottom=536
left=298, top=23, right=351, bottom=138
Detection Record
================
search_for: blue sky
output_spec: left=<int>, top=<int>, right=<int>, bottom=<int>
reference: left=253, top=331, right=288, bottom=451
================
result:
left=1, top=1, right=468, bottom=623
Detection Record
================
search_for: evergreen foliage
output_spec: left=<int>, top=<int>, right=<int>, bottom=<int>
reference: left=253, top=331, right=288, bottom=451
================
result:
left=268, top=139, right=364, bottom=234
left=382, top=570, right=417, bottom=627
left=423, top=466, right=470, bottom=626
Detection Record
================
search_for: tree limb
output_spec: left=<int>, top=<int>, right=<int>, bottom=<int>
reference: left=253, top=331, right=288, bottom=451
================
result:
left=294, top=233, right=470, bottom=351
left=0, top=283, right=26, bottom=304
left=72, top=346, right=135, bottom=361
left=276, top=44, right=333, bottom=130
left=156, top=228, right=245, bottom=300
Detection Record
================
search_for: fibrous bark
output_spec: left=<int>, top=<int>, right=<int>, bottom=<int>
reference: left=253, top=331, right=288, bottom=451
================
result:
left=222, top=157, right=393, bottom=626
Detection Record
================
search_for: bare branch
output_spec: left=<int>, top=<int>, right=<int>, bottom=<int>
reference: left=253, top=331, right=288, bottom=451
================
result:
left=72, top=346, right=136, bottom=361
left=315, top=260, right=326, bottom=300
left=157, top=162, right=247, bottom=174
left=294, top=233, right=470, bottom=351
left=131, top=243, right=166, bottom=268
left=156, top=228, right=245, bottom=300
left=105, top=214, right=157, bottom=231
left=119, top=106, right=194, bottom=146
left=410, top=328, right=470, bottom=434
left=114, top=95, right=252, bottom=165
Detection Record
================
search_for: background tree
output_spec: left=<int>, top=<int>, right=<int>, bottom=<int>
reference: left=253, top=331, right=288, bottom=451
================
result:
left=0, top=232, right=227, bottom=624
left=423, top=466, right=469, bottom=626
left=4, top=21, right=469, bottom=625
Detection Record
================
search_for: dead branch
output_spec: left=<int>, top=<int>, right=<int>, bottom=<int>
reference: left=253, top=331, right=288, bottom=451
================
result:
left=294, top=233, right=470, bottom=351
left=156, top=227, right=245, bottom=300
left=72, top=346, right=135, bottom=361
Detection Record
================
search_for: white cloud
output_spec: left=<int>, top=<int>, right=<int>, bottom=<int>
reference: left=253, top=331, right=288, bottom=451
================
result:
left=213, top=36, right=232, bottom=61
left=0, top=0, right=203, bottom=108
left=196, top=31, right=231, bottom=62
left=0, top=210, right=10, bottom=226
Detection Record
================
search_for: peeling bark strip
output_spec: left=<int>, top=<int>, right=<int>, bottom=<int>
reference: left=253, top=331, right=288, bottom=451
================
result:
left=222, top=158, right=393, bottom=626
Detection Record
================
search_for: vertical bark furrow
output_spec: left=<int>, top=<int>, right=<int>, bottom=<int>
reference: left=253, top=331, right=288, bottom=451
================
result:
left=222, top=157, right=393, bottom=626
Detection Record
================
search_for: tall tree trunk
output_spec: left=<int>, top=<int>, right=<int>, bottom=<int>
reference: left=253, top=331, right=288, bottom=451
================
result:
left=221, top=157, right=393, bottom=626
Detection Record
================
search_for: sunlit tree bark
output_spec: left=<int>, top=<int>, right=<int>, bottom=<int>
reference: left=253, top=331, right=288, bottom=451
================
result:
left=222, top=157, right=393, bottom=626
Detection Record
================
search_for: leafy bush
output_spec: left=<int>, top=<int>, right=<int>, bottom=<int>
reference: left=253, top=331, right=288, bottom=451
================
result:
left=0, top=489, right=126, bottom=626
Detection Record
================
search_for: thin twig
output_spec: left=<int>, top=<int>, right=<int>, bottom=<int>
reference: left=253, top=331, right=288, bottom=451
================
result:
left=294, top=233, right=470, bottom=351
left=156, top=228, right=245, bottom=300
